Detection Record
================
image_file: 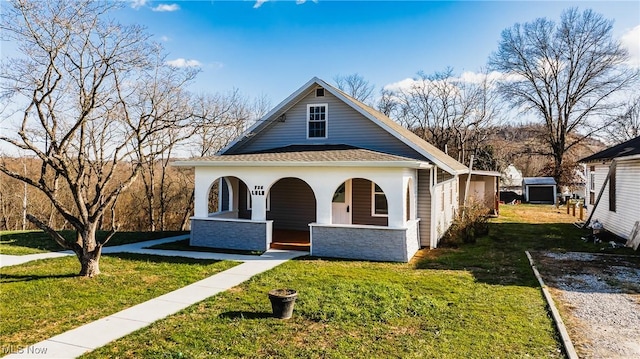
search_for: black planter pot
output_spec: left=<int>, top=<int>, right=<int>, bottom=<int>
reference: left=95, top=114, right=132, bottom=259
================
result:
left=268, top=289, right=298, bottom=319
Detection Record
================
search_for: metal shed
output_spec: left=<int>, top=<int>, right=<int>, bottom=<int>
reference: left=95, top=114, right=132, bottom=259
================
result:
left=523, top=177, right=557, bottom=204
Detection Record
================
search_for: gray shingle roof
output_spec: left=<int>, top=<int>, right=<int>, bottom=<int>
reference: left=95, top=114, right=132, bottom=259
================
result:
left=183, top=145, right=429, bottom=166
left=580, top=136, right=640, bottom=162
left=328, top=84, right=469, bottom=173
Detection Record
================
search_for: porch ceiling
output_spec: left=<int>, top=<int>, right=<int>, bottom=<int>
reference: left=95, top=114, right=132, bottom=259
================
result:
left=174, top=145, right=432, bottom=169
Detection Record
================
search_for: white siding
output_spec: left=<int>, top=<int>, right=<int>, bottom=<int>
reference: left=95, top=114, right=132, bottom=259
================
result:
left=231, top=89, right=425, bottom=160
left=588, top=159, right=640, bottom=240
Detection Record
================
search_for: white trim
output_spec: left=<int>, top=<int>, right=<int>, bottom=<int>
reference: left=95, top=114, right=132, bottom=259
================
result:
left=306, top=103, right=328, bottom=139
left=371, top=181, right=389, bottom=217
left=174, top=160, right=432, bottom=169
left=190, top=216, right=273, bottom=224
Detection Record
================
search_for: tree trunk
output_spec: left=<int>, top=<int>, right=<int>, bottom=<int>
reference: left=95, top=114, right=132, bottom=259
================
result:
left=79, top=248, right=102, bottom=277
left=75, top=224, right=103, bottom=277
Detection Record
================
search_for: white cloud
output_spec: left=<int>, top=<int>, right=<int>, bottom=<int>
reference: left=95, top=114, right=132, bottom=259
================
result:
left=253, top=0, right=268, bottom=9
left=152, top=4, right=180, bottom=12
left=383, top=71, right=516, bottom=94
left=166, top=58, right=202, bottom=68
left=383, top=77, right=421, bottom=92
left=296, top=0, right=318, bottom=4
left=621, top=25, right=640, bottom=68
left=130, top=0, right=148, bottom=9
left=160, top=35, right=170, bottom=42
left=458, top=71, right=504, bottom=84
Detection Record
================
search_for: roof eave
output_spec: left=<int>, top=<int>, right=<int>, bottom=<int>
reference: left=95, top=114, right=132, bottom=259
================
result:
left=173, top=160, right=432, bottom=169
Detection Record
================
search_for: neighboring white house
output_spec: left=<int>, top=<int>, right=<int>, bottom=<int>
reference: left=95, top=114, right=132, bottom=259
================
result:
left=500, top=164, right=523, bottom=194
left=174, top=77, right=495, bottom=262
left=581, top=136, right=640, bottom=246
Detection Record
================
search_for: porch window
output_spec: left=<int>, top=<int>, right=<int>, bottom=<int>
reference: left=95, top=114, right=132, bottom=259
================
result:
left=307, top=104, right=327, bottom=139
left=371, top=183, right=388, bottom=216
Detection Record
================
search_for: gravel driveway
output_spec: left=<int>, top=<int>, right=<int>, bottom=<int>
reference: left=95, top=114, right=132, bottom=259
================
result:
left=530, top=251, right=640, bottom=359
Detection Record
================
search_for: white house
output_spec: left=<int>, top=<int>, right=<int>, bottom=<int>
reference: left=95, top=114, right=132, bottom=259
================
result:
left=581, top=136, right=640, bottom=248
left=174, top=77, right=495, bottom=262
left=500, top=164, right=523, bottom=194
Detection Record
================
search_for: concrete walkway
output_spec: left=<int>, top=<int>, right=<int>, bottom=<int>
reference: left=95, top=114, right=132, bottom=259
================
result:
left=3, top=236, right=307, bottom=358
left=0, top=235, right=269, bottom=268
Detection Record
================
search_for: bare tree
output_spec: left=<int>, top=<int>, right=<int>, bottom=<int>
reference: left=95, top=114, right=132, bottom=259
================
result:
left=489, top=8, right=638, bottom=183
left=387, top=68, right=501, bottom=165
left=0, top=0, right=197, bottom=276
left=603, top=95, right=640, bottom=144
left=334, top=73, right=375, bottom=104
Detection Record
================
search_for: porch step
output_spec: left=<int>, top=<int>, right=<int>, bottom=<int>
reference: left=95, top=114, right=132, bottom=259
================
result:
left=270, top=242, right=310, bottom=251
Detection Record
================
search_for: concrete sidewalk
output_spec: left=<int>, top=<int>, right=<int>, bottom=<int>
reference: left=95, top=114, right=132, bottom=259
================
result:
left=3, top=235, right=307, bottom=358
left=1, top=234, right=267, bottom=268
left=4, top=248, right=306, bottom=358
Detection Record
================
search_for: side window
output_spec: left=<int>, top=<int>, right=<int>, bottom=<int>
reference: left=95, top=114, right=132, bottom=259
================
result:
left=589, top=167, right=596, bottom=205
left=307, top=104, right=327, bottom=139
left=609, top=167, right=616, bottom=212
left=371, top=183, right=388, bottom=217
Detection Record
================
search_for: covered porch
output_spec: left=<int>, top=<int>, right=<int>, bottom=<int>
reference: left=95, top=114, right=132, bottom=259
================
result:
left=176, top=147, right=431, bottom=262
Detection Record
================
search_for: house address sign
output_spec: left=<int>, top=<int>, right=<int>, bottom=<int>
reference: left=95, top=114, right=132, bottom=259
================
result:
left=251, top=185, right=265, bottom=196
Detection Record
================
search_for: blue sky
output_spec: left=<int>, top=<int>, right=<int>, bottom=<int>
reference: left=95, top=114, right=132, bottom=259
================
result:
left=116, top=0, right=640, bottom=103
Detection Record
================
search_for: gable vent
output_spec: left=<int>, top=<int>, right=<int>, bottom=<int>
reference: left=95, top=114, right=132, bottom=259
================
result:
left=315, top=87, right=325, bottom=97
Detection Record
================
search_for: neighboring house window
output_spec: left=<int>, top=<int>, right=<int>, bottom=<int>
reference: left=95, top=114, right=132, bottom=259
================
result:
left=589, top=169, right=596, bottom=205
left=247, top=189, right=270, bottom=211
left=372, top=183, right=388, bottom=216
left=307, top=104, right=327, bottom=139
left=609, top=167, right=616, bottom=212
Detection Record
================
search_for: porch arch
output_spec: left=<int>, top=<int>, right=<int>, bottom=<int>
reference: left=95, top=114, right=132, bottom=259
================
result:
left=266, top=177, right=317, bottom=232
left=331, top=177, right=389, bottom=227
left=206, top=176, right=248, bottom=218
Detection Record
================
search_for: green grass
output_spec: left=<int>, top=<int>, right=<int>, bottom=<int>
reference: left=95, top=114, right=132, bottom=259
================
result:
left=84, top=258, right=560, bottom=359
left=0, top=230, right=188, bottom=255
left=148, top=238, right=264, bottom=255
left=0, top=253, right=236, bottom=348
left=83, top=204, right=637, bottom=359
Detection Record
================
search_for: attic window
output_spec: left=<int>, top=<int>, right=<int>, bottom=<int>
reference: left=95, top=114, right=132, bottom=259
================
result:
left=315, top=88, right=325, bottom=97
left=307, top=104, right=327, bottom=138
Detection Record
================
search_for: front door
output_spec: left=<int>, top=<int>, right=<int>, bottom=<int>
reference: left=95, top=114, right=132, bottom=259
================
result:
left=332, top=180, right=352, bottom=224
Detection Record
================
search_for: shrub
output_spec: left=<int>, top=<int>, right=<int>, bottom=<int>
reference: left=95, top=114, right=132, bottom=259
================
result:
left=442, top=202, right=490, bottom=246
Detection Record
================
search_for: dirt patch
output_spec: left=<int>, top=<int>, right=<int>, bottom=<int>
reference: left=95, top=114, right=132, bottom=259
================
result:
left=531, top=251, right=640, bottom=359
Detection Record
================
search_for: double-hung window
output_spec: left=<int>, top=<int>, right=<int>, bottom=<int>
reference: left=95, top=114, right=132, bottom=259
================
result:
left=307, top=104, right=327, bottom=139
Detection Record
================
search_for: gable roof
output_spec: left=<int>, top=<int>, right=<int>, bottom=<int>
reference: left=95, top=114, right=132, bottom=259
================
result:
left=220, top=77, right=468, bottom=174
left=580, top=136, right=640, bottom=162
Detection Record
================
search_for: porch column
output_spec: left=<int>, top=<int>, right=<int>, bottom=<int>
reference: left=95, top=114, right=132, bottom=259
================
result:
left=251, top=193, right=267, bottom=221
left=194, top=169, right=214, bottom=217
left=315, top=188, right=332, bottom=225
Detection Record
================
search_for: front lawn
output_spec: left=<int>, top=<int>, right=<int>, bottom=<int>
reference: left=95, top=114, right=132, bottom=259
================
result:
left=84, top=204, right=632, bottom=358
left=0, top=230, right=188, bottom=255
left=0, top=254, right=236, bottom=349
